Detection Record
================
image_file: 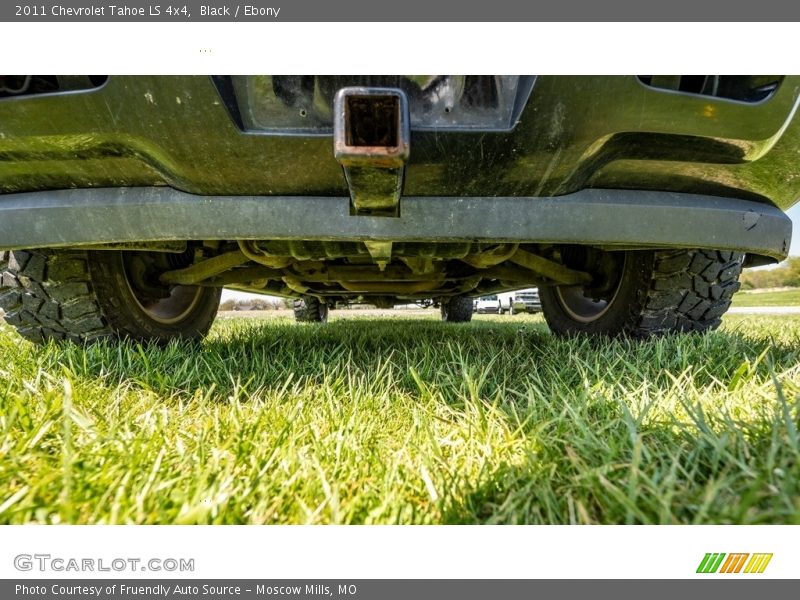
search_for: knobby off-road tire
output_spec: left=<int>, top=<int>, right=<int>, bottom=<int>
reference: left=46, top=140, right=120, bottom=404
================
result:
left=441, top=296, right=474, bottom=322
left=293, top=296, right=329, bottom=322
left=0, top=250, right=221, bottom=344
left=539, top=249, right=744, bottom=338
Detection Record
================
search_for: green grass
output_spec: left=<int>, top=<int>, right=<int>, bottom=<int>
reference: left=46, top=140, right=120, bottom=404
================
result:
left=1, top=312, right=799, bottom=524
left=732, top=288, right=800, bottom=307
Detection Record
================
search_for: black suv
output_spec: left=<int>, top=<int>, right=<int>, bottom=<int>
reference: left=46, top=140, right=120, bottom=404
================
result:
left=0, top=75, right=794, bottom=342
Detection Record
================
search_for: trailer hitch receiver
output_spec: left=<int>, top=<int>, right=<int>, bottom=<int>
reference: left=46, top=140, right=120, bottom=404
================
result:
left=334, top=87, right=410, bottom=217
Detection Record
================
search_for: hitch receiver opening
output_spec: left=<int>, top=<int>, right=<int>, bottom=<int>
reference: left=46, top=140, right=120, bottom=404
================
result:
left=345, top=94, right=400, bottom=147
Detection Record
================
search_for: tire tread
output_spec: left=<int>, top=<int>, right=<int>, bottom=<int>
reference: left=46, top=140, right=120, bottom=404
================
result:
left=0, top=249, right=112, bottom=342
left=634, top=249, right=743, bottom=337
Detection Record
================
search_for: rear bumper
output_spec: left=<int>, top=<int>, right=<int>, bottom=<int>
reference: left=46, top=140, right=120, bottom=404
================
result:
left=2, top=76, right=800, bottom=212
left=0, top=187, right=791, bottom=263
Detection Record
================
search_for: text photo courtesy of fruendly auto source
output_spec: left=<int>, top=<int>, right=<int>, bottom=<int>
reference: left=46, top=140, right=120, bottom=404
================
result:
left=0, top=75, right=798, bottom=524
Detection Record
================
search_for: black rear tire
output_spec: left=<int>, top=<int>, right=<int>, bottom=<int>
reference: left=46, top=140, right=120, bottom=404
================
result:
left=441, top=296, right=473, bottom=322
left=0, top=249, right=221, bottom=344
left=539, top=249, right=743, bottom=338
left=293, top=296, right=329, bottom=322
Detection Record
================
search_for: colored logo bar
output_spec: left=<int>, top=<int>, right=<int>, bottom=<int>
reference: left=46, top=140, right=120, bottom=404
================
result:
left=696, top=553, right=773, bottom=574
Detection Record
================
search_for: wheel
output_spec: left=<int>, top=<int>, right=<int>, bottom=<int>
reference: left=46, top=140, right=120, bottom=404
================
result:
left=539, top=249, right=743, bottom=338
left=441, top=296, right=473, bottom=322
left=293, top=296, right=329, bottom=322
left=0, top=249, right=221, bottom=344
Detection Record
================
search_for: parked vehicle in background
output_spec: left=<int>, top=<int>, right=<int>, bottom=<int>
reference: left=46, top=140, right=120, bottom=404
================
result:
left=458, top=290, right=537, bottom=315
left=512, top=289, right=542, bottom=314
left=476, top=295, right=502, bottom=314
left=497, top=292, right=514, bottom=314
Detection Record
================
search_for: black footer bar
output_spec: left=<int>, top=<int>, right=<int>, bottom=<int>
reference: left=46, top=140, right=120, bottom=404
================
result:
left=3, top=579, right=796, bottom=600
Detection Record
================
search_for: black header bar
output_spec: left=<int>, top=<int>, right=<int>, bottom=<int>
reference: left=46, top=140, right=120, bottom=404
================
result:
left=5, top=0, right=800, bottom=21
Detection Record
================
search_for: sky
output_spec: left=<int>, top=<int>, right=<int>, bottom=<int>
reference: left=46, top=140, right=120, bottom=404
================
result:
left=222, top=204, right=800, bottom=302
left=788, top=204, right=800, bottom=256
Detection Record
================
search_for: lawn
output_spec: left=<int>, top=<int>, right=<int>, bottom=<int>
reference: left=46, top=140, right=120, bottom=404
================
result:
left=732, top=288, right=800, bottom=307
left=0, top=312, right=798, bottom=524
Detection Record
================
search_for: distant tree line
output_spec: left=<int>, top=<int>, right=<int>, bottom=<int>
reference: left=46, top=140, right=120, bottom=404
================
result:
left=219, top=298, right=292, bottom=311
left=740, top=256, right=800, bottom=289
